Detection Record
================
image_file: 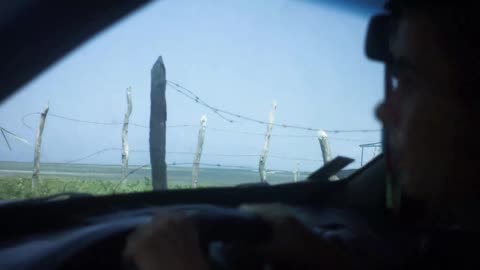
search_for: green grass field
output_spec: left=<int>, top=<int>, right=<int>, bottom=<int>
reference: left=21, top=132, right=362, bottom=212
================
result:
left=0, top=161, right=311, bottom=200
left=0, top=177, right=154, bottom=200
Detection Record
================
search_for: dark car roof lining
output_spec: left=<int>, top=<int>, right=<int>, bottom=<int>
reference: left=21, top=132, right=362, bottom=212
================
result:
left=0, top=0, right=149, bottom=103
left=0, top=0, right=386, bottom=104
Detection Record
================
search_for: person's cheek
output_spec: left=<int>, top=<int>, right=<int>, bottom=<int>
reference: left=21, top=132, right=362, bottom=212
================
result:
left=403, top=94, right=444, bottom=156
left=398, top=94, right=451, bottom=198
left=376, top=94, right=406, bottom=156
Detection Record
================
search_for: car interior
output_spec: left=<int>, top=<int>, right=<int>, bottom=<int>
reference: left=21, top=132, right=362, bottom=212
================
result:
left=0, top=1, right=415, bottom=269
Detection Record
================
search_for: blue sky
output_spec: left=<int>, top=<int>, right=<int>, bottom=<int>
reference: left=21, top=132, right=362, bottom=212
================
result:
left=0, top=0, right=383, bottom=171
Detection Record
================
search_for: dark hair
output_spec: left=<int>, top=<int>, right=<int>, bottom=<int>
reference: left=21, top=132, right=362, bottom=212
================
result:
left=386, top=1, right=479, bottom=100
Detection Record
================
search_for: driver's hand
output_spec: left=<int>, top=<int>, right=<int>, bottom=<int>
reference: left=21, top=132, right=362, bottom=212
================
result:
left=124, top=214, right=209, bottom=270
left=241, top=204, right=352, bottom=270
left=124, top=205, right=352, bottom=270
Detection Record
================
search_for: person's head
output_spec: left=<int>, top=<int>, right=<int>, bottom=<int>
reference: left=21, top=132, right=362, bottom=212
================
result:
left=375, top=1, right=479, bottom=209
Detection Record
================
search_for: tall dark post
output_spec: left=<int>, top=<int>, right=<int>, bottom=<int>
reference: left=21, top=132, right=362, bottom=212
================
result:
left=150, top=56, right=167, bottom=190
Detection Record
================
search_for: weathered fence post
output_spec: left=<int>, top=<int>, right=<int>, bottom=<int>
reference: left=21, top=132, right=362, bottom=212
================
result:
left=259, top=100, right=277, bottom=182
left=32, top=104, right=49, bottom=190
left=120, top=87, right=132, bottom=186
left=150, top=56, right=167, bottom=190
left=317, top=129, right=339, bottom=180
left=360, top=145, right=365, bottom=166
left=293, top=161, right=300, bottom=182
left=318, top=130, right=332, bottom=164
left=192, top=115, right=207, bottom=189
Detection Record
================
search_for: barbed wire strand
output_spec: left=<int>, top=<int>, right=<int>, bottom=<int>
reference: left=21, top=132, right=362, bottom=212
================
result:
left=168, top=84, right=236, bottom=123
left=21, top=111, right=375, bottom=143
left=64, top=147, right=326, bottom=165
left=64, top=148, right=122, bottom=164
left=205, top=127, right=372, bottom=142
left=113, top=160, right=309, bottom=192
left=113, top=163, right=151, bottom=192
left=21, top=112, right=40, bottom=130
left=0, top=128, right=12, bottom=151
left=167, top=80, right=380, bottom=134
left=22, top=112, right=197, bottom=130
left=20, top=82, right=380, bottom=134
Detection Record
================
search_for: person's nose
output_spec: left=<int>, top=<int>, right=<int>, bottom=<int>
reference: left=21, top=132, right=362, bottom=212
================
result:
left=375, top=95, right=402, bottom=129
left=375, top=102, right=386, bottom=123
left=375, top=98, right=399, bottom=130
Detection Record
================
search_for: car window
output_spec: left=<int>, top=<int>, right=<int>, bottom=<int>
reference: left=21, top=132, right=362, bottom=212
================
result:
left=0, top=0, right=382, bottom=199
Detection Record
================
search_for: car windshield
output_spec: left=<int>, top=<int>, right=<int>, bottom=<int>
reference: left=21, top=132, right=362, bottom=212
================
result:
left=0, top=1, right=382, bottom=199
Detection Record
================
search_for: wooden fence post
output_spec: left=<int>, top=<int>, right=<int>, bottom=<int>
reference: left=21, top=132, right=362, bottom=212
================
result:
left=317, top=129, right=339, bottom=180
left=293, top=161, right=300, bottom=182
left=150, top=56, right=167, bottom=190
left=360, top=146, right=365, bottom=166
left=259, top=100, right=277, bottom=182
left=192, top=115, right=207, bottom=189
left=32, top=104, right=49, bottom=190
left=120, top=87, right=132, bottom=186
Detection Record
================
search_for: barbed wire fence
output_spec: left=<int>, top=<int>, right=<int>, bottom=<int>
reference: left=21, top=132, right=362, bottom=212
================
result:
left=13, top=79, right=381, bottom=190
left=167, top=80, right=381, bottom=134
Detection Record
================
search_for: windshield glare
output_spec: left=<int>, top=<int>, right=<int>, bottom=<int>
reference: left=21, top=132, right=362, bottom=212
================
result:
left=0, top=0, right=382, bottom=199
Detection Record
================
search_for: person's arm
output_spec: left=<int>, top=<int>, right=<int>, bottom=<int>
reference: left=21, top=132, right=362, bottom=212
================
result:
left=124, top=207, right=394, bottom=270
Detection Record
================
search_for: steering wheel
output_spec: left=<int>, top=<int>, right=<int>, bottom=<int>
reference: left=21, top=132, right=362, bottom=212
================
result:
left=175, top=206, right=275, bottom=270
left=56, top=205, right=275, bottom=270
left=2, top=205, right=375, bottom=270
